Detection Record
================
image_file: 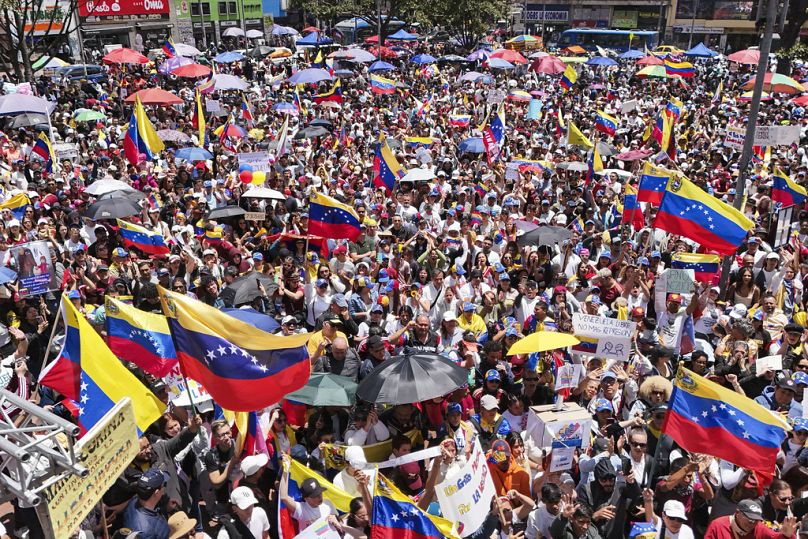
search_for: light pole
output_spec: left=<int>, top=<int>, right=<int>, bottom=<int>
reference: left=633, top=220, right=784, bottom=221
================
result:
left=687, top=0, right=700, bottom=48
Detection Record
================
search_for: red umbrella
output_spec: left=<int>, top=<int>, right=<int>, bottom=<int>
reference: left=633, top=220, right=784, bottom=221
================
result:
left=615, top=149, right=654, bottom=161
left=490, top=49, right=527, bottom=65
left=792, top=95, right=808, bottom=106
left=171, top=63, right=212, bottom=78
left=364, top=36, right=391, bottom=45
left=124, top=88, right=183, bottom=105
left=302, top=26, right=320, bottom=33
left=102, top=47, right=149, bottom=65
left=727, top=49, right=760, bottom=65
left=530, top=56, right=566, bottom=74
left=368, top=46, right=397, bottom=59
left=637, top=55, right=664, bottom=66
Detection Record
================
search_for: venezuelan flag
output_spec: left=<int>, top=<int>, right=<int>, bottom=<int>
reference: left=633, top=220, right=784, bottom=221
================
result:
left=162, top=39, right=177, bottom=58
left=106, top=297, right=177, bottom=377
left=117, top=219, right=170, bottom=256
left=572, top=336, right=598, bottom=354
left=474, top=183, right=489, bottom=198
left=373, top=136, right=407, bottom=194
left=772, top=167, right=807, bottom=207
left=193, top=89, right=207, bottom=147
left=405, top=136, right=434, bottom=148
left=664, top=59, right=695, bottom=78
left=665, top=97, right=683, bottom=121
left=664, top=367, right=789, bottom=485
left=470, top=212, right=482, bottom=227
left=621, top=184, right=644, bottom=231
left=671, top=252, right=720, bottom=283
left=308, top=191, right=363, bottom=241
left=147, top=192, right=162, bottom=210
left=510, top=159, right=551, bottom=174
left=594, top=110, right=617, bottom=137
left=0, top=193, right=30, bottom=220
left=449, top=114, right=471, bottom=127
left=370, top=74, right=397, bottom=95
left=559, top=64, right=577, bottom=91
left=586, top=144, right=603, bottom=186
left=293, top=86, right=306, bottom=115
left=39, top=298, right=164, bottom=435
left=482, top=104, right=505, bottom=164
left=638, top=162, right=672, bottom=205
left=654, top=175, right=754, bottom=255
left=240, top=92, right=255, bottom=126
left=371, top=473, right=458, bottom=539
left=314, top=79, right=343, bottom=104
left=204, top=227, right=223, bottom=243
left=30, top=132, right=56, bottom=172
left=629, top=522, right=657, bottom=539
left=571, top=216, right=584, bottom=233
left=159, top=288, right=311, bottom=412
left=123, top=96, right=165, bottom=165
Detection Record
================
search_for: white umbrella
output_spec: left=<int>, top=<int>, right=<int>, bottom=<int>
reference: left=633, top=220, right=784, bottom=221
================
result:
left=213, top=74, right=249, bottom=91
left=401, top=168, right=435, bottom=182
left=242, top=186, right=285, bottom=200
left=246, top=29, right=263, bottom=38
left=596, top=168, right=632, bottom=178
left=347, top=49, right=376, bottom=63
left=0, top=94, right=56, bottom=116
left=223, top=27, right=245, bottom=37
left=85, top=179, right=134, bottom=196
left=174, top=43, right=203, bottom=57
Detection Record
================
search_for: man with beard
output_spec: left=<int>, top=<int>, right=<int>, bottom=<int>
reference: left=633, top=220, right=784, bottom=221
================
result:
left=576, top=459, right=640, bottom=538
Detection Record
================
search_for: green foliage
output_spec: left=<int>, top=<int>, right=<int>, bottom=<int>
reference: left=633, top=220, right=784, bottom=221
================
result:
left=776, top=43, right=808, bottom=62
left=430, top=0, right=508, bottom=48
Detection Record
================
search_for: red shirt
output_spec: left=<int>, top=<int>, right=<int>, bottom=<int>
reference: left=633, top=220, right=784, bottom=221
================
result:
left=704, top=516, right=786, bottom=539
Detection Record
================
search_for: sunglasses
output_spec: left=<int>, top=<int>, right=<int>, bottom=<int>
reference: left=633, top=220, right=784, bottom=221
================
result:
left=631, top=442, right=647, bottom=448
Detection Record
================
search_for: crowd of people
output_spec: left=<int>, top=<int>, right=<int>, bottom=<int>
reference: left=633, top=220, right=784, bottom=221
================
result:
left=0, top=23, right=806, bottom=539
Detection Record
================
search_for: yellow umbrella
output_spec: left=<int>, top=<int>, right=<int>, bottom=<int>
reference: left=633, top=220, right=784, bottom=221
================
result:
left=507, top=331, right=579, bottom=356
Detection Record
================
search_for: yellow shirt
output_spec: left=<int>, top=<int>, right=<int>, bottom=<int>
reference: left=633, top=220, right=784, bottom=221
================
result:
left=458, top=313, right=487, bottom=338
left=307, top=330, right=347, bottom=359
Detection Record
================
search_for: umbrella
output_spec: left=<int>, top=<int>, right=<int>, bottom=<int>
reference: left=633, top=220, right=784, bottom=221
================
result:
left=287, top=68, right=333, bottom=85
left=438, top=55, right=468, bottom=63
left=727, top=48, right=760, bottom=65
left=516, top=225, right=572, bottom=247
left=738, top=90, right=772, bottom=102
left=368, top=46, right=397, bottom=59
left=242, top=186, right=285, bottom=200
left=174, top=43, right=203, bottom=57
left=172, top=63, right=211, bottom=78
left=100, top=190, right=146, bottom=202
left=490, top=49, right=527, bottom=65
left=221, top=307, right=280, bottom=332
left=507, top=331, right=579, bottom=356
left=557, top=161, right=589, bottom=172
left=792, top=95, right=808, bottom=106
left=225, top=271, right=279, bottom=305
left=487, top=58, right=514, bottom=70
left=102, top=48, right=148, bottom=65
left=742, top=73, right=805, bottom=94
left=124, top=88, right=183, bottom=105
left=401, top=168, right=436, bottom=182
left=9, top=113, right=49, bottom=128
left=530, top=56, right=566, bottom=74
left=466, top=49, right=491, bottom=62
left=506, top=35, right=539, bottom=47
left=586, top=56, right=618, bottom=67
left=635, top=65, right=669, bottom=78
left=619, top=49, right=646, bottom=60
left=529, top=51, right=549, bottom=59
left=389, top=29, right=418, bottom=41
left=0, top=267, right=17, bottom=286
left=329, top=49, right=354, bottom=59
left=297, top=32, right=332, bottom=46
left=271, top=24, right=297, bottom=36
left=212, top=74, right=249, bottom=91
left=246, top=29, right=263, bottom=38
left=294, top=126, right=329, bottom=139
left=596, top=141, right=617, bottom=156
left=33, top=56, right=70, bottom=71
left=459, top=71, right=484, bottom=82
left=273, top=102, right=298, bottom=114
left=207, top=205, right=246, bottom=220
left=249, top=45, right=274, bottom=57
left=214, top=51, right=246, bottom=63
left=214, top=123, right=248, bottom=139
left=597, top=168, right=632, bottom=178
left=84, top=197, right=141, bottom=220
left=84, top=179, right=133, bottom=196
left=286, top=373, right=358, bottom=406
left=309, top=118, right=333, bottom=128
left=368, top=60, right=395, bottom=73
left=615, top=148, right=654, bottom=161
left=411, top=54, right=436, bottom=65
left=0, top=94, right=55, bottom=116
left=156, top=129, right=191, bottom=143
left=684, top=43, right=718, bottom=58
left=637, top=55, right=664, bottom=66
left=159, top=55, right=193, bottom=74
left=459, top=137, right=485, bottom=153
left=356, top=353, right=469, bottom=404
left=222, top=27, right=245, bottom=37
left=302, top=26, right=320, bottom=33
left=561, top=45, right=586, bottom=54
left=175, top=147, right=214, bottom=161
left=508, top=90, right=532, bottom=102
left=347, top=49, right=376, bottom=63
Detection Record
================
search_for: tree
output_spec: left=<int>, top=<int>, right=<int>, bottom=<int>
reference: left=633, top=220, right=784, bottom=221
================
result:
left=779, top=0, right=808, bottom=52
left=0, top=0, right=83, bottom=82
left=426, top=0, right=508, bottom=49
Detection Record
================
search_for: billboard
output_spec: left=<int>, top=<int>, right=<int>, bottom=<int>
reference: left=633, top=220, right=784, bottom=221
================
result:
left=80, top=0, right=169, bottom=20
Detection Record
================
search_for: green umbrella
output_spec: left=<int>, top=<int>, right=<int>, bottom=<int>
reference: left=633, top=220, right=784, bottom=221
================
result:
left=286, top=373, right=357, bottom=406
left=74, top=110, right=106, bottom=122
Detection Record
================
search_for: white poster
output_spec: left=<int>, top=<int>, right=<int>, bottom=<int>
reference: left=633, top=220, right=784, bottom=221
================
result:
left=556, top=364, right=583, bottom=390
left=164, top=364, right=211, bottom=404
left=549, top=446, right=575, bottom=472
left=294, top=516, right=341, bottom=539
left=595, top=337, right=632, bottom=361
left=666, top=268, right=696, bottom=294
left=572, top=313, right=635, bottom=340
left=436, top=439, right=496, bottom=538
left=238, top=151, right=273, bottom=172
left=724, top=126, right=745, bottom=150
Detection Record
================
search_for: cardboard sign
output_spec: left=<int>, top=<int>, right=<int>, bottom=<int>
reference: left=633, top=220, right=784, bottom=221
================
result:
left=724, top=126, right=745, bottom=150
left=620, top=99, right=638, bottom=114
left=666, top=268, right=696, bottom=294
left=238, top=151, right=273, bottom=172
left=595, top=337, right=632, bottom=361
left=206, top=99, right=221, bottom=113
left=436, top=439, right=497, bottom=537
left=755, top=355, right=783, bottom=373
left=556, top=364, right=583, bottom=390
left=573, top=313, right=635, bottom=340
left=486, top=89, right=506, bottom=104
left=244, top=211, right=266, bottom=221
left=549, top=445, right=575, bottom=472
left=294, top=517, right=342, bottom=539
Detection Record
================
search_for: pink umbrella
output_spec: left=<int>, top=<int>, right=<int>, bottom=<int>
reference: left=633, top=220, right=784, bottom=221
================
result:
left=792, top=95, right=808, bottom=107
left=102, top=47, right=149, bottom=65
left=490, top=49, right=527, bottom=65
left=637, top=55, right=664, bottom=66
left=615, top=149, right=654, bottom=161
left=530, top=56, right=566, bottom=74
left=171, top=63, right=212, bottom=78
left=727, top=49, right=760, bottom=65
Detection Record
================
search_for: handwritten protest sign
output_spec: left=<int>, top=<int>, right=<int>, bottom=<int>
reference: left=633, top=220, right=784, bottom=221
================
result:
left=595, top=337, right=632, bottom=361
left=556, top=364, right=583, bottom=390
left=436, top=439, right=496, bottom=537
left=666, top=268, right=696, bottom=294
left=238, top=151, right=273, bottom=172
left=572, top=313, right=635, bottom=340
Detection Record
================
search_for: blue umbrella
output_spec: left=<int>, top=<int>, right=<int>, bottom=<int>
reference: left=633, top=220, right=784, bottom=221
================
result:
left=389, top=29, right=418, bottom=41
left=459, top=137, right=485, bottom=153
left=586, top=56, right=618, bottom=67
left=213, top=51, right=245, bottom=63
left=222, top=308, right=280, bottom=333
left=369, top=60, right=395, bottom=73
left=0, top=267, right=17, bottom=285
left=487, top=57, right=514, bottom=69
left=619, top=49, right=646, bottom=60
left=273, top=102, right=297, bottom=112
left=297, top=32, right=333, bottom=46
left=175, top=147, right=214, bottom=161
left=684, top=43, right=718, bottom=58
left=411, top=54, right=436, bottom=65
left=287, top=68, right=333, bottom=85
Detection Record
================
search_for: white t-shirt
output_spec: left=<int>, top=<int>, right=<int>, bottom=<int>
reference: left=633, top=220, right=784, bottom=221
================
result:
left=653, top=516, right=695, bottom=539
left=242, top=506, right=271, bottom=539
left=292, top=500, right=336, bottom=530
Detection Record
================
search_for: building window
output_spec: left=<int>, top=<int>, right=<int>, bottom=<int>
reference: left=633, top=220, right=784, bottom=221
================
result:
left=190, top=3, right=211, bottom=15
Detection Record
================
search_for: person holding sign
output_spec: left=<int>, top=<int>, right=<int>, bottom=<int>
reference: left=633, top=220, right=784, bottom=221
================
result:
left=657, top=285, right=700, bottom=356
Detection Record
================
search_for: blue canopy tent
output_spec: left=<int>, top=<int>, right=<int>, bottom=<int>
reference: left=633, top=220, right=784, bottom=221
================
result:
left=619, top=49, right=646, bottom=59
left=684, top=43, right=718, bottom=58
left=297, top=32, right=333, bottom=46
left=389, top=29, right=418, bottom=41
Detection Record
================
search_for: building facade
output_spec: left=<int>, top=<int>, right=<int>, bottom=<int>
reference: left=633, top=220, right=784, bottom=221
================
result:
left=174, top=0, right=266, bottom=47
left=79, top=0, right=178, bottom=51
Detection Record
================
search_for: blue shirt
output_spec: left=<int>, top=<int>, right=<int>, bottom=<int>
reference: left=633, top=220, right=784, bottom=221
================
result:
left=122, top=499, right=169, bottom=539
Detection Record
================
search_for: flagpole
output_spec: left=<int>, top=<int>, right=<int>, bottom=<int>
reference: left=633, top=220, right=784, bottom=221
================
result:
left=38, top=294, right=64, bottom=376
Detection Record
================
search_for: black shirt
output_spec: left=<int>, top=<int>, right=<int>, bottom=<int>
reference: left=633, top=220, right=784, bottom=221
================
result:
left=203, top=445, right=235, bottom=503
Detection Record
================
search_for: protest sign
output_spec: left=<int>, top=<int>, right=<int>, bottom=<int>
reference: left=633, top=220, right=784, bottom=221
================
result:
left=53, top=143, right=79, bottom=162
left=756, top=355, right=783, bottom=373
left=486, top=89, right=506, bottom=104
left=206, top=99, right=220, bottom=112
left=620, top=99, right=638, bottom=114
left=11, top=241, right=59, bottom=297
left=666, top=268, right=696, bottom=294
left=165, top=364, right=211, bottom=403
left=724, top=126, right=745, bottom=150
left=724, top=125, right=801, bottom=150
left=436, top=439, right=496, bottom=537
left=244, top=211, right=266, bottom=221
left=572, top=313, right=635, bottom=340
left=549, top=445, right=575, bottom=472
left=294, top=516, right=341, bottom=539
left=556, top=364, right=583, bottom=390
left=38, top=399, right=138, bottom=539
left=595, top=337, right=632, bottom=361
left=238, top=151, right=273, bottom=172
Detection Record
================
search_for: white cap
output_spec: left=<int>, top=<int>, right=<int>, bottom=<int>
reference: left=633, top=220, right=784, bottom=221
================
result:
left=480, top=394, right=499, bottom=410
left=240, top=453, right=269, bottom=476
left=230, top=486, right=258, bottom=509
left=447, top=222, right=461, bottom=233
left=729, top=303, right=748, bottom=320
left=554, top=214, right=568, bottom=225
left=766, top=251, right=780, bottom=260
left=344, top=445, right=368, bottom=469
left=662, top=500, right=687, bottom=520
left=202, top=249, right=216, bottom=257
left=442, top=311, right=457, bottom=322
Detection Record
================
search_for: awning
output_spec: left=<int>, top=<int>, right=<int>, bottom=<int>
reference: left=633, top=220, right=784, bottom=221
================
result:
left=136, top=22, right=174, bottom=29
left=82, top=24, right=132, bottom=33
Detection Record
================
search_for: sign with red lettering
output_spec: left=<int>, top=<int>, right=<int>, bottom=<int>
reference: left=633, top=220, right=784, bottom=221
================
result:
left=80, top=0, right=169, bottom=20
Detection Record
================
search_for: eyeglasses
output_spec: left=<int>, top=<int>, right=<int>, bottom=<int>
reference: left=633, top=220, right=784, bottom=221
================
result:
left=631, top=442, right=647, bottom=448
left=796, top=364, right=808, bottom=370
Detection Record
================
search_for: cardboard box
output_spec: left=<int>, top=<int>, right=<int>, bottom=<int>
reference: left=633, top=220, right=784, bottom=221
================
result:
left=527, top=403, right=592, bottom=451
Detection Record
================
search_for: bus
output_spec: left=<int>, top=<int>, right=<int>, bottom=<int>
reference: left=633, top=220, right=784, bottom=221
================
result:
left=556, top=29, right=659, bottom=52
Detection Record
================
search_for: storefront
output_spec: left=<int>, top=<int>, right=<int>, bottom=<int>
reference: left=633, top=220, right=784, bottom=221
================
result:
left=610, top=6, right=665, bottom=31
left=670, top=0, right=757, bottom=51
left=523, top=4, right=571, bottom=35
left=570, top=6, right=610, bottom=28
left=80, top=0, right=174, bottom=50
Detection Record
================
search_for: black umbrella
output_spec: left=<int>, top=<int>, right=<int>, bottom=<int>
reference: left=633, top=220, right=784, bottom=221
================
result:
left=516, top=226, right=572, bottom=248
left=248, top=45, right=274, bottom=57
left=100, top=190, right=146, bottom=202
left=294, top=126, right=329, bottom=139
left=9, top=113, right=49, bottom=128
left=356, top=353, right=469, bottom=404
left=309, top=118, right=333, bottom=129
left=207, top=205, right=246, bottom=220
left=84, top=197, right=141, bottom=220
left=223, top=271, right=279, bottom=306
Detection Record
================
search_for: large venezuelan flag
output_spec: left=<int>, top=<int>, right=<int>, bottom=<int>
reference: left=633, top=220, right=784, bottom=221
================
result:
left=671, top=253, right=720, bottom=283
left=117, top=219, right=170, bottom=256
left=638, top=162, right=672, bottom=205
left=106, top=296, right=177, bottom=377
left=371, top=473, right=458, bottom=539
left=308, top=191, right=363, bottom=241
left=373, top=136, right=407, bottom=194
left=663, top=367, right=789, bottom=485
left=595, top=110, right=617, bottom=136
left=370, top=75, right=397, bottom=95
left=772, top=167, right=807, bottom=207
left=664, top=60, right=695, bottom=78
left=123, top=96, right=165, bottom=165
left=654, top=175, right=754, bottom=255
left=159, top=288, right=311, bottom=412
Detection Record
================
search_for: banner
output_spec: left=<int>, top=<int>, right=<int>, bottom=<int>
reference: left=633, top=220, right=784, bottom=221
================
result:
left=38, top=399, right=138, bottom=539
left=323, top=429, right=422, bottom=470
left=724, top=125, right=801, bottom=150
left=80, top=0, right=170, bottom=19
left=11, top=241, right=59, bottom=297
left=435, top=439, right=496, bottom=537
left=238, top=151, right=273, bottom=172
left=164, top=364, right=211, bottom=403
left=572, top=313, right=635, bottom=340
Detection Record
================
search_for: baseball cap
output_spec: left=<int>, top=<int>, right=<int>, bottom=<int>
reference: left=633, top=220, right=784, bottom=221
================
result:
left=333, top=245, right=348, bottom=255
left=668, top=293, right=682, bottom=303
left=67, top=290, right=81, bottom=299
left=400, top=461, right=423, bottom=489
left=729, top=303, right=748, bottom=320
left=794, top=417, right=808, bottom=433
left=505, top=327, right=518, bottom=337
left=300, top=477, right=326, bottom=498
left=252, top=252, right=263, bottom=261
left=344, top=445, right=368, bottom=469
left=463, top=302, right=475, bottom=312
left=485, top=369, right=501, bottom=382
left=316, top=278, right=328, bottom=288
left=767, top=252, right=780, bottom=260
left=378, top=269, right=390, bottom=283
left=136, top=468, right=167, bottom=492
left=447, top=402, right=462, bottom=415
left=737, top=499, right=764, bottom=521
left=630, top=307, right=645, bottom=318
left=663, top=500, right=687, bottom=520
left=794, top=372, right=808, bottom=386
left=601, top=371, right=617, bottom=381
left=594, top=398, right=614, bottom=413
left=779, top=378, right=798, bottom=393
left=489, top=439, right=511, bottom=463
left=230, top=486, right=259, bottom=509
left=480, top=394, right=499, bottom=410
left=442, top=311, right=457, bottom=322
left=240, top=453, right=269, bottom=476
left=281, top=315, right=297, bottom=325
left=202, top=249, right=216, bottom=257
left=370, top=304, right=384, bottom=313
left=332, top=294, right=348, bottom=308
